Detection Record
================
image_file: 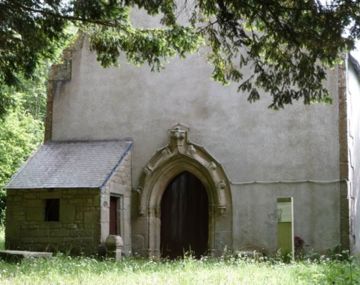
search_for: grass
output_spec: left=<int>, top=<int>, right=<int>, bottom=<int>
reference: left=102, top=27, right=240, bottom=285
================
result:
left=0, top=227, right=358, bottom=285
left=0, top=254, right=358, bottom=285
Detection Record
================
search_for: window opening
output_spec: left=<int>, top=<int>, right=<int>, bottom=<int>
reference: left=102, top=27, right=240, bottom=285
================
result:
left=45, top=199, right=60, bottom=221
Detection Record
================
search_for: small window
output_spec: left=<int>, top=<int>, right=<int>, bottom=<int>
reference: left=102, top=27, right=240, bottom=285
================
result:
left=45, top=199, right=60, bottom=221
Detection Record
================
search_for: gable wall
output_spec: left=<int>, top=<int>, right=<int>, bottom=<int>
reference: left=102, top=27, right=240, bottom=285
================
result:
left=49, top=35, right=342, bottom=253
left=51, top=39, right=340, bottom=185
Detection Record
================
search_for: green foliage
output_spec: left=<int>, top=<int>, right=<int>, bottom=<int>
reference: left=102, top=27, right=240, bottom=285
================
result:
left=0, top=109, right=44, bottom=222
left=0, top=102, right=43, bottom=180
left=0, top=0, right=64, bottom=114
left=0, top=0, right=110, bottom=118
left=1, top=0, right=360, bottom=116
left=0, top=64, right=47, bottom=223
left=88, top=23, right=203, bottom=71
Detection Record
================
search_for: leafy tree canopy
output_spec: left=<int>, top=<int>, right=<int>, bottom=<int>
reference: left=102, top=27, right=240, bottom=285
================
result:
left=0, top=61, right=47, bottom=222
left=1, top=0, right=360, bottom=115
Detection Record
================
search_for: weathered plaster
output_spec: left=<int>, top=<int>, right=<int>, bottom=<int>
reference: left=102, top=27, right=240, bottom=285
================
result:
left=47, top=36, right=342, bottom=253
left=51, top=39, right=340, bottom=184
left=232, top=182, right=341, bottom=253
left=45, top=35, right=84, bottom=141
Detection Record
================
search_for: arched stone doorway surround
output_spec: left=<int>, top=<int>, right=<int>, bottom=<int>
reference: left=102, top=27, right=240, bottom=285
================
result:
left=137, top=124, right=233, bottom=257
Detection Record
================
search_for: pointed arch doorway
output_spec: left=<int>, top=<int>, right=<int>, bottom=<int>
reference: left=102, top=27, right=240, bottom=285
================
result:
left=161, top=171, right=208, bottom=258
left=137, top=124, right=233, bottom=257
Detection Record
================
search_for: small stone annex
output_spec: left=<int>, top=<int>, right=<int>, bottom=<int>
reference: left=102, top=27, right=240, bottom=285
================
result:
left=5, top=32, right=360, bottom=257
left=6, top=140, right=132, bottom=254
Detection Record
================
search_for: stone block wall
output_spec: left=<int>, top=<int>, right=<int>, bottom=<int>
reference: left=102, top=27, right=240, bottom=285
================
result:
left=101, top=151, right=132, bottom=255
left=6, top=188, right=100, bottom=254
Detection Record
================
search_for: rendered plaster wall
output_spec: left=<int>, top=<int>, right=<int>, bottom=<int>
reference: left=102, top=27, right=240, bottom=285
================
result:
left=6, top=188, right=100, bottom=254
left=52, top=39, right=340, bottom=184
left=347, top=61, right=360, bottom=254
left=50, top=31, right=341, bottom=251
left=101, top=152, right=132, bottom=255
left=231, top=182, right=341, bottom=253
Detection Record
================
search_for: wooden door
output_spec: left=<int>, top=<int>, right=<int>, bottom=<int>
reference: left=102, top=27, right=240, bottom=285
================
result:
left=160, top=171, right=208, bottom=258
left=109, top=196, right=118, bottom=235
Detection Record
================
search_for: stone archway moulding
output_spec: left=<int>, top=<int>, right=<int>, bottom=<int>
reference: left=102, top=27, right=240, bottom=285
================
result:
left=137, top=124, right=233, bottom=256
left=138, top=124, right=231, bottom=216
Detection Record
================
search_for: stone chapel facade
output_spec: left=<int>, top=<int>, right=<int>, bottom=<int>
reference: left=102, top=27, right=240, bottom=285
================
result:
left=5, top=32, right=360, bottom=257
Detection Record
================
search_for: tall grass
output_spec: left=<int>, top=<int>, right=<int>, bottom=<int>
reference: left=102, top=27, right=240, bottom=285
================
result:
left=0, top=254, right=358, bottom=285
left=0, top=228, right=358, bottom=285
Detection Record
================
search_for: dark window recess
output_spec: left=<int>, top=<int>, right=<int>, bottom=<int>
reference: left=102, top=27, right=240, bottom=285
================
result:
left=45, top=199, right=60, bottom=221
left=110, top=196, right=119, bottom=235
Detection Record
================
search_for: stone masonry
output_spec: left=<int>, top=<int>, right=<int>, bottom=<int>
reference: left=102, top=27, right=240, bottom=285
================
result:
left=101, top=152, right=132, bottom=255
left=6, top=188, right=100, bottom=254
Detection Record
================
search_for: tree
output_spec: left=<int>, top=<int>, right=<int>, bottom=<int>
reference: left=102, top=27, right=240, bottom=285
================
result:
left=0, top=62, right=48, bottom=222
left=1, top=0, right=360, bottom=116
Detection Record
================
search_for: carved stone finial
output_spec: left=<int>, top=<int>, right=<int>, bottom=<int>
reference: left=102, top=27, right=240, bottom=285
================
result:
left=144, top=165, right=153, bottom=176
left=161, top=148, right=171, bottom=156
left=208, top=162, right=217, bottom=171
left=217, top=180, right=226, bottom=190
left=187, top=145, right=196, bottom=156
left=170, top=127, right=186, bottom=140
left=169, top=124, right=189, bottom=152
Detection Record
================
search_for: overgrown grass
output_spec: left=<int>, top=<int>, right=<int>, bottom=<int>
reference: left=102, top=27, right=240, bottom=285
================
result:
left=0, top=227, right=358, bottom=285
left=0, top=254, right=359, bottom=285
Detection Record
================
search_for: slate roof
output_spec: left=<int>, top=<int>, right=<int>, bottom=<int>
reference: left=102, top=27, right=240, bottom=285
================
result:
left=6, top=140, right=132, bottom=189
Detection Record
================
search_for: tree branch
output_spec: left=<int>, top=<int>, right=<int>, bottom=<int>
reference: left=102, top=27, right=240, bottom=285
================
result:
left=0, top=1, right=122, bottom=28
